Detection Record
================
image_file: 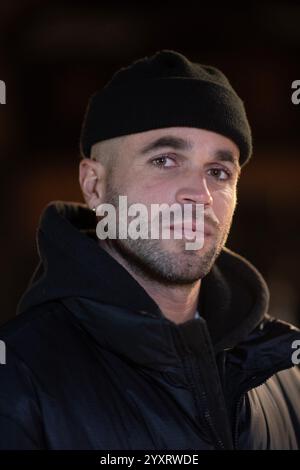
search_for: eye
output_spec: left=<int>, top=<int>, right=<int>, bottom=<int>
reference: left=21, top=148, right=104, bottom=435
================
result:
left=150, top=154, right=177, bottom=169
left=207, top=167, right=231, bottom=181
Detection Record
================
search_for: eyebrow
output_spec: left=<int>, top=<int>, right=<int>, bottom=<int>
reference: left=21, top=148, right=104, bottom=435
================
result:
left=139, top=134, right=240, bottom=174
left=140, top=135, right=194, bottom=154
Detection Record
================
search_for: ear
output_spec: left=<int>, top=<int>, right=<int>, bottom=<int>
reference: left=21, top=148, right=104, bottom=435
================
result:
left=79, top=158, right=106, bottom=209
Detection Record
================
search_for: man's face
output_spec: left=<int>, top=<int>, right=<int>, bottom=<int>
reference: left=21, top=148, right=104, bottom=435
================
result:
left=100, top=127, right=240, bottom=286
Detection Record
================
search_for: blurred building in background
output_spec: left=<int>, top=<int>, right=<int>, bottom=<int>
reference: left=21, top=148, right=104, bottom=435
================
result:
left=0, top=1, right=299, bottom=325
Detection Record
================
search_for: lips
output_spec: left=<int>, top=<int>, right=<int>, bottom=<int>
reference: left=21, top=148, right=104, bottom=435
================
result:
left=169, top=221, right=212, bottom=237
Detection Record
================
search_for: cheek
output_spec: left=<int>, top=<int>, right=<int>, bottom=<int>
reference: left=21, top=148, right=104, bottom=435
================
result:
left=212, top=187, right=236, bottom=224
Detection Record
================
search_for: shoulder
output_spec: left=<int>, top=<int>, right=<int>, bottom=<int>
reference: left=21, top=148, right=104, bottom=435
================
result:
left=271, top=366, right=300, bottom=419
left=0, top=300, right=84, bottom=359
left=0, top=301, right=93, bottom=397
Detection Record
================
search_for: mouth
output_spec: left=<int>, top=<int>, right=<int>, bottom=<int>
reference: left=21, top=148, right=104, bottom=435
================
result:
left=169, top=222, right=212, bottom=237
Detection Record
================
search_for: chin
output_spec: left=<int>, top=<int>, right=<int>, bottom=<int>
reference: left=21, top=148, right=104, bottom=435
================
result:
left=164, top=238, right=212, bottom=256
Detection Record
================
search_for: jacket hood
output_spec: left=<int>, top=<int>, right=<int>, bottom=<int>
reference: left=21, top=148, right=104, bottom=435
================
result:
left=17, top=200, right=272, bottom=352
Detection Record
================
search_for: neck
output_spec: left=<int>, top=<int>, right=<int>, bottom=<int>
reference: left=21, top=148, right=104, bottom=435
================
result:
left=99, top=240, right=201, bottom=324
left=138, top=279, right=201, bottom=324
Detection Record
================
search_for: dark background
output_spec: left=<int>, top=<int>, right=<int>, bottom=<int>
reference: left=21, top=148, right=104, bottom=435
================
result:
left=0, top=1, right=299, bottom=326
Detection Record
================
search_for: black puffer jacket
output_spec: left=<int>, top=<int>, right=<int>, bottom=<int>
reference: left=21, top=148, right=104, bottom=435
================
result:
left=0, top=201, right=300, bottom=450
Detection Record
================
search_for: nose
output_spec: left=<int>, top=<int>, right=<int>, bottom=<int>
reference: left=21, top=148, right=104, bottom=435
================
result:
left=175, top=174, right=213, bottom=207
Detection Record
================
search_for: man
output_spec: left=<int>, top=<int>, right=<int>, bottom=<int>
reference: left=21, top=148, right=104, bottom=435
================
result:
left=0, top=50, right=300, bottom=450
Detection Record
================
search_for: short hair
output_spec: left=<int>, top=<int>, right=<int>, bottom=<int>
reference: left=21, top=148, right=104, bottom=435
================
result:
left=90, top=136, right=124, bottom=178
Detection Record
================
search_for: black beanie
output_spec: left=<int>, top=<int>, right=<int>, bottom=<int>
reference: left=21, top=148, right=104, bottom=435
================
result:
left=80, top=49, right=252, bottom=166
